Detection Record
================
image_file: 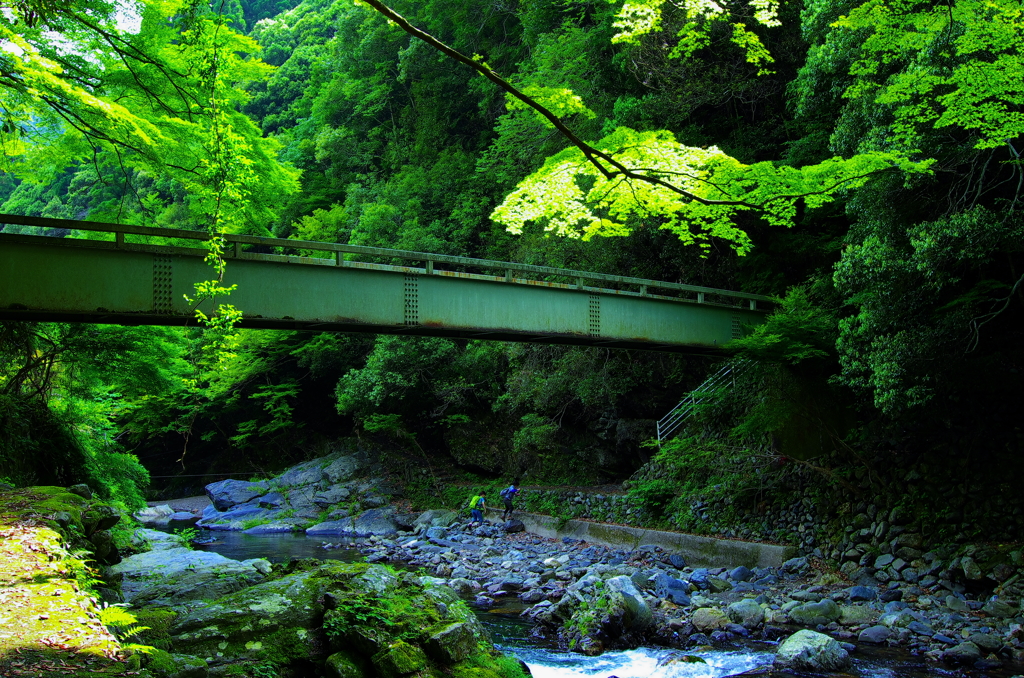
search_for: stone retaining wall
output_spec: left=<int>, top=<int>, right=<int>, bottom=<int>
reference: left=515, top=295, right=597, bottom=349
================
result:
left=487, top=507, right=797, bottom=569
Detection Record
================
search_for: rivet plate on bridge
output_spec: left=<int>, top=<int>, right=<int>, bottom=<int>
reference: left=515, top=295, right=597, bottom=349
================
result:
left=404, top=274, right=419, bottom=326
left=153, top=255, right=173, bottom=313
left=589, top=294, right=600, bottom=337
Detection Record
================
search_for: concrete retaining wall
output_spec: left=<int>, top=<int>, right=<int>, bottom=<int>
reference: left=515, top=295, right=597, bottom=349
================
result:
left=487, top=508, right=796, bottom=569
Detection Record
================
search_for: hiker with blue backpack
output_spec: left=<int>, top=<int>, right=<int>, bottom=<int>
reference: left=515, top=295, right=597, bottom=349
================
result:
left=468, top=491, right=486, bottom=524
left=500, top=484, right=519, bottom=521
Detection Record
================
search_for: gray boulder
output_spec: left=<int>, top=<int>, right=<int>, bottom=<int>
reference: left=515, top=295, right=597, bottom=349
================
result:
left=414, top=509, right=459, bottom=530
left=727, top=599, right=765, bottom=628
left=134, top=505, right=175, bottom=525
left=941, top=641, right=981, bottom=665
left=654, top=573, right=690, bottom=606
left=789, top=599, right=841, bottom=626
left=110, top=546, right=267, bottom=605
left=354, top=507, right=398, bottom=536
left=321, top=454, right=365, bottom=484
left=503, top=519, right=525, bottom=533
left=205, top=479, right=267, bottom=511
left=858, top=625, right=891, bottom=644
left=776, top=629, right=851, bottom=671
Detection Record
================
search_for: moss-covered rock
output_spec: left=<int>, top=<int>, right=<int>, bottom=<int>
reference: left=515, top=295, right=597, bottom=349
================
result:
left=373, top=640, right=428, bottom=676
left=326, top=650, right=366, bottom=678
left=159, top=562, right=526, bottom=677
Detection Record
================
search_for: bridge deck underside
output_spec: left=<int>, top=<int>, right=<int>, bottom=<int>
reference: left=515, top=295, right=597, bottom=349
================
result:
left=0, top=235, right=764, bottom=353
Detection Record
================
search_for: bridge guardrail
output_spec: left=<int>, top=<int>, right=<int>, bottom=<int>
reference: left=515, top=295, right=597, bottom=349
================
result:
left=0, top=213, right=772, bottom=311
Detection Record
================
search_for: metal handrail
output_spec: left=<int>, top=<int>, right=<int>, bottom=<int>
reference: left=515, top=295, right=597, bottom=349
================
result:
left=656, top=360, right=752, bottom=443
left=0, top=213, right=772, bottom=310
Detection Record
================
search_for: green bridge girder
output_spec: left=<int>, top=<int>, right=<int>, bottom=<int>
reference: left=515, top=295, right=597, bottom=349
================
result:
left=0, top=215, right=769, bottom=353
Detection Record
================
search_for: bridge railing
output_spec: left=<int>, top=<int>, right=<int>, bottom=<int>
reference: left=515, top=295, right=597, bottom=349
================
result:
left=0, top=213, right=772, bottom=310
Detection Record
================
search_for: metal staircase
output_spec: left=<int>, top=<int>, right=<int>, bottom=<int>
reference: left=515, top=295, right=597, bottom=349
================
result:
left=656, top=360, right=752, bottom=445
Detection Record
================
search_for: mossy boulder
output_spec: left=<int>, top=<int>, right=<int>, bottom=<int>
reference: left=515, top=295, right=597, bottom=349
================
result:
left=158, top=562, right=525, bottom=678
left=373, top=640, right=428, bottom=676
left=143, top=649, right=208, bottom=678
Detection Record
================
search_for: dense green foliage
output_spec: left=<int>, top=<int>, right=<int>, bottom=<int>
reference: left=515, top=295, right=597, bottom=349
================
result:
left=1, top=0, right=1023, bottom=524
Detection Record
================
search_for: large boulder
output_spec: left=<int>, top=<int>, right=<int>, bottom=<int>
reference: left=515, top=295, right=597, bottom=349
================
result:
left=110, top=544, right=269, bottom=605
left=164, top=561, right=511, bottom=675
left=788, top=598, right=841, bottom=626
left=606, top=575, right=653, bottom=633
left=307, top=507, right=399, bottom=537
left=775, top=629, right=851, bottom=671
left=414, top=509, right=459, bottom=530
left=134, top=504, right=175, bottom=525
left=691, top=607, right=730, bottom=633
left=727, top=599, right=765, bottom=629
left=205, top=479, right=267, bottom=511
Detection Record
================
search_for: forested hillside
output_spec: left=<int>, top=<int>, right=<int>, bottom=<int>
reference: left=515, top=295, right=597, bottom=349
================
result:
left=1, top=0, right=1023, bottom=544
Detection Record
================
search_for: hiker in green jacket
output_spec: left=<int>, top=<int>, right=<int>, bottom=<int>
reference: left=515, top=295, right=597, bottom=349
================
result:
left=469, top=491, right=486, bottom=524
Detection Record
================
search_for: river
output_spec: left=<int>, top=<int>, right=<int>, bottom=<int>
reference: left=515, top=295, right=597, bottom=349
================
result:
left=171, top=526, right=995, bottom=678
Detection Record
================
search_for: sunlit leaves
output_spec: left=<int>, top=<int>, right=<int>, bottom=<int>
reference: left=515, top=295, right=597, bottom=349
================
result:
left=610, top=0, right=779, bottom=72
left=834, top=0, right=1024, bottom=150
left=492, top=125, right=931, bottom=254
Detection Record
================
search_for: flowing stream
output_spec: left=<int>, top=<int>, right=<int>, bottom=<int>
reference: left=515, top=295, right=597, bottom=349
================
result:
left=169, top=525, right=988, bottom=678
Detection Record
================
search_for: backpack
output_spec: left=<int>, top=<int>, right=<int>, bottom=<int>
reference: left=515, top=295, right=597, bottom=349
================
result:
left=500, top=487, right=514, bottom=500
left=469, top=495, right=483, bottom=509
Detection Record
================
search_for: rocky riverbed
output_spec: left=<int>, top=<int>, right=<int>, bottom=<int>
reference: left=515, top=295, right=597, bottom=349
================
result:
left=134, top=451, right=1024, bottom=675
left=328, top=513, right=1024, bottom=673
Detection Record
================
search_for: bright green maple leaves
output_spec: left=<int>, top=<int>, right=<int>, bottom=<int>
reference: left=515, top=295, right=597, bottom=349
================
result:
left=837, top=0, right=1024, bottom=151
left=492, top=126, right=930, bottom=255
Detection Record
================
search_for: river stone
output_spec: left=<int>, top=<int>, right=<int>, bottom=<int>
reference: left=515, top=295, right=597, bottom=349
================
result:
left=414, top=509, right=459, bottom=530
left=352, top=507, right=398, bottom=536
left=788, top=599, right=841, bottom=626
left=691, top=607, right=730, bottom=633
left=858, top=625, right=891, bottom=644
left=205, top=479, right=267, bottom=511
left=135, top=504, right=175, bottom=524
left=775, top=629, right=851, bottom=671
left=503, top=519, right=526, bottom=533
left=727, top=599, right=764, bottom=628
left=848, top=585, right=877, bottom=601
left=839, top=605, right=878, bottom=626
left=424, top=622, right=476, bottom=664
left=941, top=641, right=981, bottom=665
left=982, top=598, right=1017, bottom=618
left=650, top=653, right=707, bottom=677
left=961, top=556, right=983, bottom=580
left=653, top=573, right=690, bottom=606
left=729, top=566, right=752, bottom=582
left=968, top=632, right=1002, bottom=651
left=945, top=595, right=969, bottom=612
left=606, top=575, right=653, bottom=632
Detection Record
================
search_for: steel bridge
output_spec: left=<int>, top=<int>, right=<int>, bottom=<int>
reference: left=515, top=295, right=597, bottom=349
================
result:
left=0, top=214, right=769, bottom=353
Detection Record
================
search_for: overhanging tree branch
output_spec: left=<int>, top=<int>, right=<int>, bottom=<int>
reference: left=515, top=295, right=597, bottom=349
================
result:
left=358, top=0, right=761, bottom=209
